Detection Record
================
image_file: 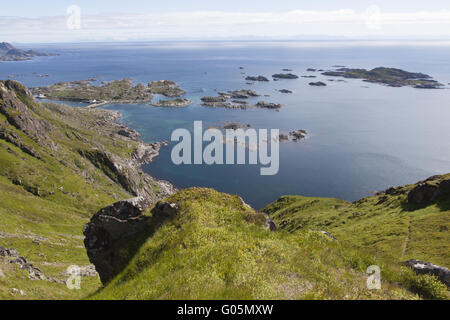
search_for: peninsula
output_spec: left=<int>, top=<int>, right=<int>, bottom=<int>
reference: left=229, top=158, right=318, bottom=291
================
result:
left=0, top=42, right=54, bottom=62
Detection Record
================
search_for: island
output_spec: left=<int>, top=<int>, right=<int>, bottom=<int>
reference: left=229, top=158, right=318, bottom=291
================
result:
left=272, top=73, right=299, bottom=79
left=31, top=78, right=154, bottom=104
left=0, top=42, right=55, bottom=62
left=148, top=80, right=186, bottom=97
left=321, top=67, right=444, bottom=89
left=279, top=89, right=293, bottom=94
left=150, top=98, right=191, bottom=108
left=210, top=122, right=252, bottom=130
left=279, top=129, right=308, bottom=142
left=245, top=75, right=270, bottom=82
left=309, top=81, right=327, bottom=87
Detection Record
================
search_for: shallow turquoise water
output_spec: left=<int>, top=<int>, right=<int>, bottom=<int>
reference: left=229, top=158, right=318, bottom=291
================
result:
left=2, top=41, right=450, bottom=208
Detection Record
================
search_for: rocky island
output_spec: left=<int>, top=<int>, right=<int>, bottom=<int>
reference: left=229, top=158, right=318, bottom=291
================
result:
left=272, top=73, right=299, bottom=79
left=322, top=67, right=444, bottom=89
left=279, top=129, right=308, bottom=142
left=150, top=98, right=191, bottom=108
left=148, top=80, right=186, bottom=97
left=309, top=81, right=327, bottom=87
left=245, top=75, right=270, bottom=82
left=201, top=89, right=281, bottom=110
left=31, top=78, right=154, bottom=104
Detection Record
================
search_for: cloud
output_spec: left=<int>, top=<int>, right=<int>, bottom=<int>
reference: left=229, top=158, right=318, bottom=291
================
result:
left=2, top=9, right=450, bottom=42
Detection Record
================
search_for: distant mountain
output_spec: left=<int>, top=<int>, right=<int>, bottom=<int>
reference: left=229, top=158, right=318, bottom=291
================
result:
left=0, top=42, right=15, bottom=53
left=0, top=42, right=54, bottom=61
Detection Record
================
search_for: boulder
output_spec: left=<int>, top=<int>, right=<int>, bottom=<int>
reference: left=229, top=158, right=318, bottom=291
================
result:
left=264, top=214, right=277, bottom=232
left=400, top=259, right=450, bottom=287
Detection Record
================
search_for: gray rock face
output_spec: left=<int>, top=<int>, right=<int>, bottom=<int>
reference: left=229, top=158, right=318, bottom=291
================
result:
left=83, top=197, right=151, bottom=284
left=78, top=147, right=174, bottom=202
left=264, top=215, right=277, bottom=232
left=0, top=81, right=55, bottom=151
left=400, top=259, right=450, bottom=287
left=407, top=177, right=450, bottom=205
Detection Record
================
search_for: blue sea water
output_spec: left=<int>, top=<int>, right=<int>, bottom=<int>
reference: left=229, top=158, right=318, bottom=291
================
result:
left=1, top=41, right=450, bottom=209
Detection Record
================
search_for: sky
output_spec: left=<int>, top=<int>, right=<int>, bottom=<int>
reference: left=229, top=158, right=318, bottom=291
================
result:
left=1, top=0, right=450, bottom=43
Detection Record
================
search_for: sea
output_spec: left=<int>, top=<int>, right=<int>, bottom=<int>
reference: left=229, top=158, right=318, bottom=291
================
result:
left=1, top=40, right=450, bottom=209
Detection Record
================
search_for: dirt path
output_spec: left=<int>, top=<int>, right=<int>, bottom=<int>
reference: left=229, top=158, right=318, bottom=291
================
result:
left=401, top=216, right=412, bottom=258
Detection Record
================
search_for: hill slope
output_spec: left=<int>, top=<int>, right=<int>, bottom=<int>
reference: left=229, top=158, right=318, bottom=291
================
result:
left=263, top=175, right=450, bottom=268
left=0, top=80, right=172, bottom=299
left=91, top=188, right=424, bottom=300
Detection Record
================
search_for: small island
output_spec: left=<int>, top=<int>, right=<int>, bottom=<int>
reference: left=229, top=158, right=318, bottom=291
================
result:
left=148, top=80, right=186, bottom=97
left=322, top=67, right=444, bottom=89
left=279, top=89, right=293, bottom=94
left=279, top=129, right=308, bottom=142
left=245, top=75, right=270, bottom=82
left=210, top=122, right=252, bottom=130
left=272, top=73, right=299, bottom=79
left=150, top=98, right=191, bottom=108
left=309, top=81, right=327, bottom=87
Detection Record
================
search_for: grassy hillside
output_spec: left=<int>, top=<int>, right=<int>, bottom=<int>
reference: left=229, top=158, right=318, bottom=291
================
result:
left=0, top=80, right=167, bottom=299
left=263, top=175, right=450, bottom=268
left=92, top=188, right=447, bottom=300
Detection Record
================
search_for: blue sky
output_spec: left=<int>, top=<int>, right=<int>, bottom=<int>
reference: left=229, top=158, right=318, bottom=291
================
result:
left=3, top=0, right=450, bottom=16
left=2, top=1, right=450, bottom=42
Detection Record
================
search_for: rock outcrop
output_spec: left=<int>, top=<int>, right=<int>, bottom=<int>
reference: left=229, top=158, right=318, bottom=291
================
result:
left=83, top=197, right=151, bottom=284
left=0, top=246, right=63, bottom=283
left=84, top=198, right=181, bottom=284
left=407, top=176, right=450, bottom=205
left=400, top=259, right=450, bottom=287
left=0, top=81, right=55, bottom=150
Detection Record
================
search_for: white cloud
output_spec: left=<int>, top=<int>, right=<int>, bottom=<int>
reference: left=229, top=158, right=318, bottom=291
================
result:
left=2, top=9, right=450, bottom=42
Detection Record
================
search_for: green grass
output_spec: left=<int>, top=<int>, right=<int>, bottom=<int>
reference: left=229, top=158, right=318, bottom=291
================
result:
left=263, top=177, right=450, bottom=299
left=0, top=81, right=146, bottom=299
left=92, top=188, right=423, bottom=300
